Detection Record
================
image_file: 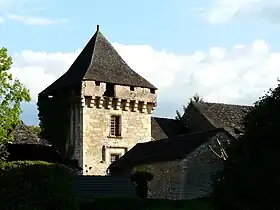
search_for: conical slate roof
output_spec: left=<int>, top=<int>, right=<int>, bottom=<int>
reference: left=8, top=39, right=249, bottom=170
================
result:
left=40, top=25, right=156, bottom=95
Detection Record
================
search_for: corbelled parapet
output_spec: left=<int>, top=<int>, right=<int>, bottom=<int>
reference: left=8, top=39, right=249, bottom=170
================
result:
left=81, top=81, right=157, bottom=114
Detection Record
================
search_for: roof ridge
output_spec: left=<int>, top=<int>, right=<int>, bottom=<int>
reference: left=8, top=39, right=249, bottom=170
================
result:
left=140, top=127, right=225, bottom=145
left=152, top=116, right=177, bottom=120
left=88, top=25, right=100, bottom=68
left=195, top=101, right=253, bottom=107
left=192, top=102, right=219, bottom=128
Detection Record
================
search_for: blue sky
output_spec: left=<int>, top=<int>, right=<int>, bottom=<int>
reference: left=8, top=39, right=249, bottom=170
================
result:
left=1, top=0, right=280, bottom=125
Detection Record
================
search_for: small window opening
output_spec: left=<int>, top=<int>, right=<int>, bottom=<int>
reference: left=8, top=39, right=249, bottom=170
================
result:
left=130, top=86, right=135, bottom=91
left=101, top=146, right=106, bottom=162
left=95, top=81, right=100, bottom=86
left=110, top=153, right=121, bottom=163
left=150, top=89, right=155, bottom=94
left=85, top=96, right=92, bottom=108
left=110, top=115, right=121, bottom=136
left=103, top=83, right=115, bottom=97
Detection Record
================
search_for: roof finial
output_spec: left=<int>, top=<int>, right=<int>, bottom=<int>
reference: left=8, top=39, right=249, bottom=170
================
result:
left=97, top=24, right=100, bottom=32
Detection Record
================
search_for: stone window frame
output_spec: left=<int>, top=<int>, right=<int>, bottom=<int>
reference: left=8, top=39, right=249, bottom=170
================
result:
left=109, top=115, right=122, bottom=137
left=102, top=146, right=128, bottom=164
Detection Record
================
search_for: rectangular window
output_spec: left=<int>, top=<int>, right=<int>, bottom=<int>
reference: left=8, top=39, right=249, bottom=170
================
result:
left=110, top=115, right=121, bottom=136
left=110, top=153, right=121, bottom=163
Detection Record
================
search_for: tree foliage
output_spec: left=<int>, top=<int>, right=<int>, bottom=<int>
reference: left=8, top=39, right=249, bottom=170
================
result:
left=175, top=93, right=203, bottom=120
left=212, top=81, right=280, bottom=209
left=0, top=47, right=31, bottom=161
left=27, top=125, right=42, bottom=137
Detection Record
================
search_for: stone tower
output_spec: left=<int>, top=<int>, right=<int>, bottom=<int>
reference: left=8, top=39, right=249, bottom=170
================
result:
left=39, top=25, right=157, bottom=175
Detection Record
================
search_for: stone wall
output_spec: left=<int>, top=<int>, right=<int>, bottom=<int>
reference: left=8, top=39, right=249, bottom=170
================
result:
left=79, top=80, right=157, bottom=175
left=133, top=160, right=186, bottom=200
left=82, top=81, right=157, bottom=103
left=182, top=132, right=229, bottom=199
left=130, top=132, right=230, bottom=200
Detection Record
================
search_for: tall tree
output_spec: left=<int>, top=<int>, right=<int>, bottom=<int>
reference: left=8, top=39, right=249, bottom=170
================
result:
left=212, top=81, right=280, bottom=209
left=0, top=47, right=31, bottom=161
left=175, top=93, right=203, bottom=120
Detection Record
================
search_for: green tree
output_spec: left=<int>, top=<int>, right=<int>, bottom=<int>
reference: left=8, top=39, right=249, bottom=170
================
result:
left=0, top=47, right=31, bottom=162
left=212, top=81, right=280, bottom=209
left=175, top=93, right=203, bottom=120
left=27, top=125, right=42, bottom=137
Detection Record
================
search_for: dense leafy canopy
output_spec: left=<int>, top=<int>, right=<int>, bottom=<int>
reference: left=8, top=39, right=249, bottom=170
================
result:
left=0, top=47, right=31, bottom=161
left=212, top=81, right=280, bottom=209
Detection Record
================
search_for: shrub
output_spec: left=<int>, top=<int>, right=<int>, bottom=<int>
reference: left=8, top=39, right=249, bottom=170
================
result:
left=78, top=197, right=212, bottom=210
left=0, top=160, right=78, bottom=210
left=79, top=196, right=143, bottom=210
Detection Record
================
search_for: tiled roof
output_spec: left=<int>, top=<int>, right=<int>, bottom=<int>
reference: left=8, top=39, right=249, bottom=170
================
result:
left=40, top=25, right=156, bottom=95
left=192, top=102, right=252, bottom=137
left=109, top=128, right=228, bottom=172
left=151, top=117, right=188, bottom=140
left=10, top=123, right=51, bottom=146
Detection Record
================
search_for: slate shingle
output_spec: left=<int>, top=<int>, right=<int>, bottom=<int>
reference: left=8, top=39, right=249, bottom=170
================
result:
left=40, top=26, right=156, bottom=95
left=109, top=128, right=228, bottom=171
left=192, top=102, right=252, bottom=137
left=151, top=117, right=188, bottom=140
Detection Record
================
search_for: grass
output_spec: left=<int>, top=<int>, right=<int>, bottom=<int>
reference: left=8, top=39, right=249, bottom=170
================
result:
left=79, top=197, right=213, bottom=210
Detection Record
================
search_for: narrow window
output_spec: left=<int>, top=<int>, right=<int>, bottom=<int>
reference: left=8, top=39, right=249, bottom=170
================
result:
left=101, top=146, right=106, bottom=162
left=150, top=89, right=155, bottom=94
left=95, top=81, right=100, bottom=86
left=130, top=86, right=135, bottom=91
left=110, top=153, right=121, bottom=163
left=110, top=115, right=121, bottom=136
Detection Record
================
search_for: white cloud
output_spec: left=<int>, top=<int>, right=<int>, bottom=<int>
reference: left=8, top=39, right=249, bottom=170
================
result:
left=0, top=0, right=66, bottom=26
left=205, top=0, right=280, bottom=24
left=7, top=14, right=67, bottom=26
left=0, top=16, right=4, bottom=23
left=9, top=39, right=280, bottom=119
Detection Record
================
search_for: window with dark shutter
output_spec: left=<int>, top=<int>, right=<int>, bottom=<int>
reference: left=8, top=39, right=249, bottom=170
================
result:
left=110, top=115, right=121, bottom=136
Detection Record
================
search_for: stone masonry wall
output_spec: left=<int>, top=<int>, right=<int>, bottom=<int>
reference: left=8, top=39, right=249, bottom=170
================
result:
left=80, top=81, right=157, bottom=175
left=133, top=160, right=186, bottom=200
left=182, top=132, right=229, bottom=199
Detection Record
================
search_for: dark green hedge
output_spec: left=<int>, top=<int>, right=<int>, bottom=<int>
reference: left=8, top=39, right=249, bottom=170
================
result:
left=0, top=161, right=78, bottom=210
left=79, top=197, right=212, bottom=210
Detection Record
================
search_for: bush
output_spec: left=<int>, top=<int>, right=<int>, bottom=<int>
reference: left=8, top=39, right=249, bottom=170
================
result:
left=79, top=196, right=143, bottom=210
left=78, top=197, right=212, bottom=210
left=0, top=160, right=78, bottom=210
